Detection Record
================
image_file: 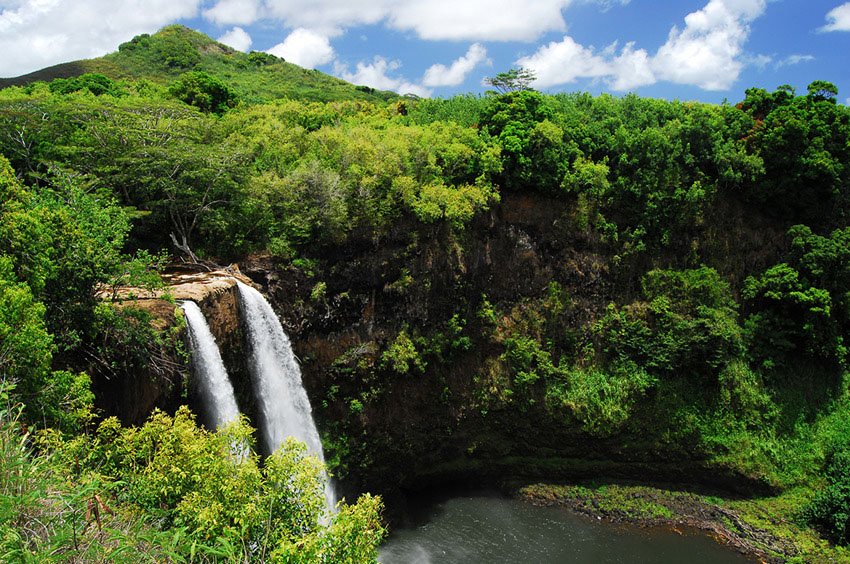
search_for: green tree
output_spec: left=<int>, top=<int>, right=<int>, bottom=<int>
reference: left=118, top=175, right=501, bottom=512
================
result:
left=597, top=267, right=743, bottom=380
left=169, top=70, right=238, bottom=115
left=807, top=80, right=839, bottom=103
left=743, top=225, right=850, bottom=370
left=69, top=408, right=385, bottom=560
left=741, top=82, right=850, bottom=226
left=152, top=27, right=201, bottom=69
left=480, top=89, right=571, bottom=190
left=0, top=256, right=52, bottom=406
left=804, top=447, right=850, bottom=545
left=484, top=68, right=537, bottom=94
left=48, top=73, right=125, bottom=97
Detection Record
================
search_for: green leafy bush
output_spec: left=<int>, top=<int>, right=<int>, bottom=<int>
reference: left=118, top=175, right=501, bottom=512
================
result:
left=152, top=27, right=201, bottom=69
left=546, top=362, right=656, bottom=435
left=744, top=225, right=850, bottom=371
left=804, top=448, right=850, bottom=545
left=381, top=329, right=425, bottom=375
left=66, top=407, right=386, bottom=561
left=169, top=70, right=237, bottom=115
left=48, top=73, right=125, bottom=97
left=597, top=267, right=743, bottom=380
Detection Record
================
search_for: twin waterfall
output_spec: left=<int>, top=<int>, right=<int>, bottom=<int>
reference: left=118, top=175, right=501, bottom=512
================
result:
left=180, top=282, right=336, bottom=512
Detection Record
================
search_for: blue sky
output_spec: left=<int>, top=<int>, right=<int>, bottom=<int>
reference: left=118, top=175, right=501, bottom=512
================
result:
left=1, top=0, right=849, bottom=104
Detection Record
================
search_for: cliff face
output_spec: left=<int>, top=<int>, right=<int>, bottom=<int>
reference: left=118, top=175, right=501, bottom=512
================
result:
left=97, top=192, right=774, bottom=502
left=236, top=194, right=638, bottom=501
left=236, top=191, right=778, bottom=504
left=94, top=268, right=255, bottom=426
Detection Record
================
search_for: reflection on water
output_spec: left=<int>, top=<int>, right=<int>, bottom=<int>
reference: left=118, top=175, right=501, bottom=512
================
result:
left=379, top=493, right=751, bottom=564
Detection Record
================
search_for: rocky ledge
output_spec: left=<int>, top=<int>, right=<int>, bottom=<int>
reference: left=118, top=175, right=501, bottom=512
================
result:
left=94, top=265, right=258, bottom=425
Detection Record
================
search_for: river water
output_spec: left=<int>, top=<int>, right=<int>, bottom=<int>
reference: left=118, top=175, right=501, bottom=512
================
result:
left=379, top=493, right=751, bottom=563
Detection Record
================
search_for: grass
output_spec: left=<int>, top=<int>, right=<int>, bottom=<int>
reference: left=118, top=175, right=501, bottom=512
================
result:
left=521, top=483, right=674, bottom=520
left=518, top=481, right=850, bottom=562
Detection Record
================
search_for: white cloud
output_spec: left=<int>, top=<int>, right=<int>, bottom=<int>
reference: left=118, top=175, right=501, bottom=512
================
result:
left=0, top=0, right=202, bottom=77
left=422, top=43, right=488, bottom=87
left=776, top=54, right=814, bottom=68
left=0, top=0, right=768, bottom=95
left=743, top=53, right=772, bottom=69
left=267, top=28, right=335, bottom=68
left=652, top=0, right=767, bottom=90
left=592, top=0, right=631, bottom=10
left=513, top=0, right=767, bottom=92
left=262, top=0, right=622, bottom=41
left=608, top=42, right=655, bottom=90
left=263, top=0, right=393, bottom=36
left=516, top=36, right=610, bottom=88
left=337, top=57, right=432, bottom=97
left=218, top=26, right=252, bottom=52
left=387, top=0, right=571, bottom=41
left=0, top=0, right=631, bottom=78
left=202, top=0, right=262, bottom=26
left=822, top=3, right=850, bottom=32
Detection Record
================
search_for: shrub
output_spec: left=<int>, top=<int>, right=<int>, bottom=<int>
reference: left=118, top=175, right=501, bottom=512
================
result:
left=169, top=71, right=237, bottom=115
left=804, top=448, right=850, bottom=545
left=67, top=407, right=385, bottom=560
left=546, top=362, right=656, bottom=436
left=381, top=329, right=425, bottom=375
left=48, top=73, right=124, bottom=97
left=597, top=267, right=743, bottom=380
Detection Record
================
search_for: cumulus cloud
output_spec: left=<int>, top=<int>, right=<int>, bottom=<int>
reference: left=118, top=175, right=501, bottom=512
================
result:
left=0, top=0, right=202, bottom=77
left=261, top=0, right=625, bottom=41
left=218, top=26, right=252, bottom=52
left=263, top=0, right=394, bottom=36
left=516, top=36, right=610, bottom=88
left=821, top=3, right=850, bottom=32
left=422, top=43, right=488, bottom=87
left=515, top=0, right=767, bottom=92
left=652, top=0, right=767, bottom=90
left=608, top=42, right=655, bottom=90
left=337, top=57, right=432, bottom=97
left=386, top=0, right=571, bottom=41
left=267, top=28, right=335, bottom=68
left=0, top=0, right=767, bottom=94
left=202, top=0, right=262, bottom=26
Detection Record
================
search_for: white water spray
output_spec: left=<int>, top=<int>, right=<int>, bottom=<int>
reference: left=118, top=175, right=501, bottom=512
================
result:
left=237, top=282, right=336, bottom=511
left=181, top=300, right=241, bottom=431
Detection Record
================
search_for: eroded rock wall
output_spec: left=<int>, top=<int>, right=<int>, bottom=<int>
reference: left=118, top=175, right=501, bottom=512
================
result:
left=95, top=269, right=257, bottom=426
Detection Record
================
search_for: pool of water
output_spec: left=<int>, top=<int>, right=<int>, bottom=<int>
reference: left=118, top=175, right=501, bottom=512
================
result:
left=379, top=493, right=752, bottom=563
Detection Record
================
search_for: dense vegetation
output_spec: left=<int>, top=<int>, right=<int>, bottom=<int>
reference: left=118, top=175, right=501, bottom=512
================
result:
left=1, top=26, right=849, bottom=561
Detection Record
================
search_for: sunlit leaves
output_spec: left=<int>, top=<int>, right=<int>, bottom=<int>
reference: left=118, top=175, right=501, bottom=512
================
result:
left=67, top=408, right=385, bottom=560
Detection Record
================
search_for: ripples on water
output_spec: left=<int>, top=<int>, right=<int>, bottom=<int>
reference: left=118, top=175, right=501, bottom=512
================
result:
left=379, top=493, right=751, bottom=564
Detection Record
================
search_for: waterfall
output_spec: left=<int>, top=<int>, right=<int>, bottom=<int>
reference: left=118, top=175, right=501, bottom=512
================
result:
left=181, top=300, right=241, bottom=431
left=236, top=282, right=336, bottom=511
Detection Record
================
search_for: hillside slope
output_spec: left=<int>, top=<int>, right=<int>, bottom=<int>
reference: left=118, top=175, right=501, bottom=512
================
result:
left=0, top=24, right=397, bottom=104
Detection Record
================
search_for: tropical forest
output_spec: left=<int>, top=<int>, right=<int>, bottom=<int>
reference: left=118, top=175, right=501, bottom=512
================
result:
left=1, top=24, right=849, bottom=562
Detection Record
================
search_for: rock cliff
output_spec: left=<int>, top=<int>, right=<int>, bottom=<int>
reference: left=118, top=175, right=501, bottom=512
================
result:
left=94, top=267, right=256, bottom=426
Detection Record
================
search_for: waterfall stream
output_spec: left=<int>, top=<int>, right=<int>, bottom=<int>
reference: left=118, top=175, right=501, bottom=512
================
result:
left=237, top=281, right=336, bottom=511
left=181, top=300, right=241, bottom=431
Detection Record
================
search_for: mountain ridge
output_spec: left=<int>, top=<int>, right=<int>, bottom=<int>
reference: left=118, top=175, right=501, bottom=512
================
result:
left=0, top=24, right=398, bottom=104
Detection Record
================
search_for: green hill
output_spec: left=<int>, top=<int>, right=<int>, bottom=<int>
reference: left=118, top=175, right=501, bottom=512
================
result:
left=0, top=24, right=398, bottom=104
